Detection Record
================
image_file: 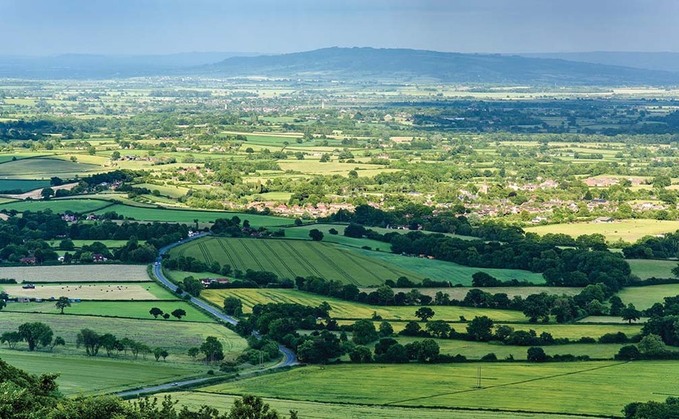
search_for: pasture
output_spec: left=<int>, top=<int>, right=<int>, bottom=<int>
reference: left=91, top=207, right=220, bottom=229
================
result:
left=0, top=349, right=203, bottom=395
left=0, top=312, right=247, bottom=359
left=204, top=361, right=679, bottom=416
left=3, top=300, right=213, bottom=322
left=0, top=283, right=162, bottom=300
left=617, top=284, right=679, bottom=309
left=201, top=289, right=527, bottom=322
left=92, top=204, right=292, bottom=226
left=172, top=236, right=544, bottom=286
left=284, top=224, right=391, bottom=250
left=525, top=219, right=679, bottom=243
left=0, top=198, right=112, bottom=213
left=0, top=264, right=150, bottom=282
left=0, top=179, right=51, bottom=192
left=628, top=258, right=678, bottom=280
left=165, top=391, right=592, bottom=419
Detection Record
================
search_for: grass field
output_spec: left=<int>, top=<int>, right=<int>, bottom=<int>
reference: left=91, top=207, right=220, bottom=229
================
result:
left=204, top=361, right=679, bottom=416
left=284, top=224, right=391, bottom=250
left=628, top=259, right=678, bottom=279
left=617, top=284, right=679, bottom=309
left=172, top=236, right=544, bottom=286
left=0, top=264, right=150, bottom=282
left=0, top=349, right=204, bottom=395
left=0, top=312, right=247, bottom=359
left=0, top=283, right=165, bottom=300
left=3, top=300, right=213, bottom=322
left=0, top=179, right=51, bottom=192
left=201, top=289, right=527, bottom=322
left=525, top=219, right=679, bottom=243
left=387, top=286, right=581, bottom=300
left=0, top=198, right=112, bottom=213
left=92, top=204, right=292, bottom=226
left=166, top=391, right=594, bottom=419
left=0, top=157, right=104, bottom=179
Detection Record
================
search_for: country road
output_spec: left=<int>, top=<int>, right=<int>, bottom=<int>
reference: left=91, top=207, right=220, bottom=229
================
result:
left=117, top=232, right=298, bottom=398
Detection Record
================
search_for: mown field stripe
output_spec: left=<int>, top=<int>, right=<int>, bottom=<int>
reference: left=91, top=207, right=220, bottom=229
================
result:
left=215, top=238, right=238, bottom=269
left=221, top=238, right=247, bottom=271
left=306, top=243, right=357, bottom=285
left=239, top=240, right=267, bottom=272
left=280, top=241, right=322, bottom=278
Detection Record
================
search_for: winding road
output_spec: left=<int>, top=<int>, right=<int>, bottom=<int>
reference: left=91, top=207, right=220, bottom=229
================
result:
left=117, top=233, right=297, bottom=398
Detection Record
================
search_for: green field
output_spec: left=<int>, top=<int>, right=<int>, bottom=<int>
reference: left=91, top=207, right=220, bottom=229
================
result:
left=284, top=224, right=391, bottom=250
left=0, top=198, right=112, bottom=213
left=525, top=219, right=679, bottom=243
left=93, top=204, right=292, bottom=226
left=628, top=259, right=678, bottom=279
left=3, top=300, right=213, bottom=322
left=0, top=179, right=51, bottom=192
left=0, top=349, right=204, bottom=395
left=617, top=284, right=679, bottom=309
left=0, top=264, right=150, bottom=282
left=166, top=391, right=593, bottom=419
left=0, top=312, right=247, bottom=360
left=173, top=236, right=544, bottom=286
left=204, top=361, right=679, bottom=416
left=0, top=157, right=104, bottom=179
left=201, top=288, right=527, bottom=322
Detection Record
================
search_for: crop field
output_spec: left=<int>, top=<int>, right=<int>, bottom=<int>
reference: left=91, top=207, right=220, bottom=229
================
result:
left=92, top=204, right=292, bottom=226
left=0, top=283, right=166, bottom=300
left=396, top=337, right=623, bottom=360
left=284, top=224, right=391, bottom=250
left=0, top=157, right=104, bottom=179
left=0, top=264, right=150, bottom=282
left=0, top=179, right=51, bottom=192
left=165, top=391, right=593, bottom=419
left=0, top=349, right=203, bottom=395
left=617, top=284, right=679, bottom=309
left=627, top=258, right=678, bottom=279
left=204, top=361, right=679, bottom=416
left=525, top=219, right=679, bottom=243
left=3, top=300, right=213, bottom=322
left=386, top=286, right=581, bottom=300
left=201, top=289, right=527, bottom=322
left=172, top=236, right=543, bottom=286
left=0, top=312, right=247, bottom=359
left=0, top=198, right=112, bottom=213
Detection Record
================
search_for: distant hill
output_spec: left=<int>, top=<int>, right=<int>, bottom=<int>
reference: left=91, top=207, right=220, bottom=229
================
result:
left=203, top=47, right=679, bottom=85
left=521, top=52, right=679, bottom=73
left=0, top=52, right=256, bottom=79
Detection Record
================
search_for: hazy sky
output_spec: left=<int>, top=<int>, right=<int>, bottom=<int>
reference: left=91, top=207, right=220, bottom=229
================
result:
left=1, top=0, right=678, bottom=55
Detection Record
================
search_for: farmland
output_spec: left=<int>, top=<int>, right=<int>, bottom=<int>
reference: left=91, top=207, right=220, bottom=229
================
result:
left=0, top=198, right=113, bottom=213
left=0, top=157, right=103, bottom=179
left=0, top=264, right=150, bottom=282
left=627, top=258, right=678, bottom=280
left=0, top=282, right=167, bottom=300
left=617, top=284, right=679, bottom=309
left=525, top=219, right=679, bottom=243
left=202, top=288, right=528, bottom=322
left=3, top=300, right=214, bottom=322
left=0, top=179, right=50, bottom=192
left=0, top=312, right=247, bottom=360
left=203, top=361, right=679, bottom=417
left=170, top=236, right=544, bottom=286
left=0, top=349, right=204, bottom=395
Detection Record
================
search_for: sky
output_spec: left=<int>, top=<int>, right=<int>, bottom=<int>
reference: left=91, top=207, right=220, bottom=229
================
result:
left=0, top=0, right=678, bottom=56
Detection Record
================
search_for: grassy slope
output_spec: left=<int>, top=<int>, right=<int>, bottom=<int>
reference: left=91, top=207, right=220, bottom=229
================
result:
left=0, top=198, right=112, bottom=213
left=0, top=349, right=203, bottom=395
left=0, top=312, right=247, bottom=360
left=165, top=391, right=594, bottom=419
left=617, top=284, right=679, bottom=309
left=628, top=259, right=677, bottom=280
left=525, top=219, right=679, bottom=243
left=204, top=361, right=679, bottom=417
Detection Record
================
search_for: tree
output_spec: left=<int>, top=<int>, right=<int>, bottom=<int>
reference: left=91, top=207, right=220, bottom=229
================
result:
left=638, top=334, right=667, bottom=356
left=308, top=229, right=324, bottom=241
left=609, top=296, right=625, bottom=316
left=111, top=150, right=121, bottom=160
left=55, top=296, right=71, bottom=314
left=224, top=297, right=243, bottom=316
left=466, top=316, right=494, bottom=342
left=200, top=336, right=224, bottom=363
left=622, top=303, right=642, bottom=324
left=171, top=308, right=187, bottom=319
left=183, top=276, right=203, bottom=297
left=415, top=307, right=435, bottom=322
left=228, top=395, right=282, bottom=419
left=349, top=345, right=372, bottom=363
left=76, top=328, right=101, bottom=356
left=352, top=319, right=378, bottom=345
left=527, top=347, right=548, bottom=362
left=426, top=320, right=452, bottom=338
left=154, top=347, right=164, bottom=361
left=378, top=321, right=394, bottom=337
left=188, top=347, right=200, bottom=359
left=18, top=322, right=53, bottom=351
left=416, top=339, right=440, bottom=362
left=149, top=307, right=164, bottom=318
left=99, top=333, right=119, bottom=357
left=40, top=187, right=54, bottom=200
left=523, top=293, right=552, bottom=323
left=51, top=336, right=65, bottom=351
left=0, top=331, right=22, bottom=349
